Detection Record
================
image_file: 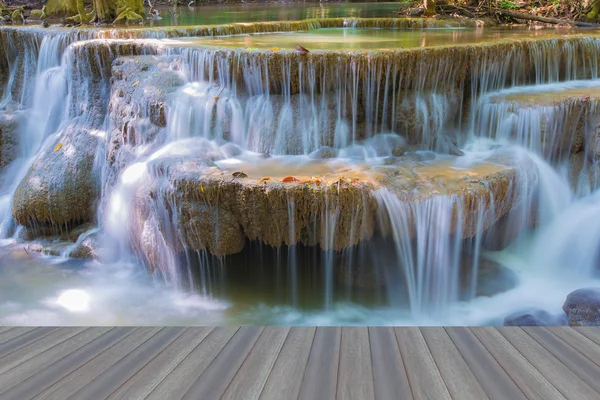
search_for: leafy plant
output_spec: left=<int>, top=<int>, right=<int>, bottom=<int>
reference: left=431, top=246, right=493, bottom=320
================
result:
left=496, top=0, right=519, bottom=9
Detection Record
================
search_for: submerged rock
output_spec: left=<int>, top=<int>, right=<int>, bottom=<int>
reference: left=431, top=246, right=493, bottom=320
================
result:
left=504, top=309, right=567, bottom=326
left=12, top=124, right=99, bottom=232
left=70, top=232, right=99, bottom=259
left=563, top=288, right=600, bottom=326
left=461, top=254, right=519, bottom=298
left=309, top=146, right=338, bottom=159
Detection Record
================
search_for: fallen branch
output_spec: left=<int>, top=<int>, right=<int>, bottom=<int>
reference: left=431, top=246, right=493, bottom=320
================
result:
left=496, top=9, right=600, bottom=28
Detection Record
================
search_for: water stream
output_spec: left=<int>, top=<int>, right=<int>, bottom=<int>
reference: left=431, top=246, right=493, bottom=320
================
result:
left=1, top=14, right=600, bottom=325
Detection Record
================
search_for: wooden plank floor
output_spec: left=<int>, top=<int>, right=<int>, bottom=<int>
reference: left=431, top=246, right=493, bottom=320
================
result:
left=0, top=327, right=598, bottom=399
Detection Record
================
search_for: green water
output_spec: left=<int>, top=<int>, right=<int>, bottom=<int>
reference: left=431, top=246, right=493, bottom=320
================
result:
left=149, top=2, right=400, bottom=27
left=177, top=27, right=600, bottom=50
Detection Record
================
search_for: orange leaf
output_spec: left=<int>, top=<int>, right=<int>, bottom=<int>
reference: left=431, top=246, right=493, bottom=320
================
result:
left=214, top=96, right=219, bottom=102
left=54, top=143, right=63, bottom=152
left=259, top=177, right=271, bottom=184
left=282, top=176, right=300, bottom=183
left=270, top=47, right=280, bottom=53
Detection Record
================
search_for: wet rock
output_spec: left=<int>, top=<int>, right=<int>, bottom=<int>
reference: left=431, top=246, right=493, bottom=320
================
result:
left=70, top=233, right=99, bottom=259
left=504, top=309, right=567, bottom=326
left=364, top=133, right=406, bottom=157
left=12, top=124, right=99, bottom=231
left=220, top=142, right=243, bottom=158
left=0, top=111, right=24, bottom=169
left=563, top=288, right=600, bottom=326
left=461, top=254, right=519, bottom=298
left=309, top=146, right=338, bottom=159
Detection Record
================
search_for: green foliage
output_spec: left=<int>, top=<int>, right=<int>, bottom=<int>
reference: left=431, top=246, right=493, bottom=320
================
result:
left=496, top=0, right=519, bottom=9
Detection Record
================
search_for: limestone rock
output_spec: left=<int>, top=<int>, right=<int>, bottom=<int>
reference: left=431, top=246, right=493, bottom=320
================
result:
left=461, top=254, right=519, bottom=298
left=12, top=124, right=99, bottom=231
left=563, top=288, right=600, bottom=326
left=70, top=233, right=99, bottom=259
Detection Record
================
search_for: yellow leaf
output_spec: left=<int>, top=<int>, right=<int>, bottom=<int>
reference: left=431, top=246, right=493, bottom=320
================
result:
left=214, top=96, right=219, bottom=102
left=270, top=47, right=280, bottom=53
left=54, top=143, right=63, bottom=152
left=200, top=184, right=204, bottom=193
left=132, top=80, right=140, bottom=87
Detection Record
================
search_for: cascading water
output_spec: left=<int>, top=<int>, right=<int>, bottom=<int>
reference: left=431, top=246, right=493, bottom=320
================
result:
left=2, top=21, right=600, bottom=325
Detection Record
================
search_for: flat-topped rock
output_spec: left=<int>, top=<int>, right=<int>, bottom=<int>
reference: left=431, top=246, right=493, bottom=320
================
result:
left=129, top=143, right=524, bottom=272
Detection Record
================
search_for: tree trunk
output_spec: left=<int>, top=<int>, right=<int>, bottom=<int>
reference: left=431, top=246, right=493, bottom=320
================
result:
left=423, top=0, right=436, bottom=16
left=93, top=0, right=143, bottom=23
left=45, top=0, right=78, bottom=17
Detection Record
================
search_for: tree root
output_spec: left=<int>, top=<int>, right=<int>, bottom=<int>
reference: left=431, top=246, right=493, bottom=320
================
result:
left=114, top=7, right=143, bottom=24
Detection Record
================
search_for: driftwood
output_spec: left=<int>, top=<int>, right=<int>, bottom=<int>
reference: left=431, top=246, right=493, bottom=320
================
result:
left=495, top=9, right=600, bottom=28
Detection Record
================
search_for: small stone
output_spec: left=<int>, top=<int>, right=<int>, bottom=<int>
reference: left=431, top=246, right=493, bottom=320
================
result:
left=309, top=146, right=338, bottom=159
left=504, top=309, right=567, bottom=326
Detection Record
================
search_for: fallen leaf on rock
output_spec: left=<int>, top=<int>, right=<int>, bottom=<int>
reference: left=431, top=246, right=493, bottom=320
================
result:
left=282, top=176, right=300, bottom=183
left=214, top=96, right=219, bottom=102
left=132, top=80, right=140, bottom=87
left=259, top=177, right=271, bottom=184
left=232, top=171, right=248, bottom=178
left=270, top=47, right=280, bottom=53
left=54, top=143, right=63, bottom=152
left=200, top=184, right=204, bottom=193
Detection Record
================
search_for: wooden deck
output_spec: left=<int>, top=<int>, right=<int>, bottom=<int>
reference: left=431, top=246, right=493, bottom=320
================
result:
left=0, top=327, right=599, bottom=399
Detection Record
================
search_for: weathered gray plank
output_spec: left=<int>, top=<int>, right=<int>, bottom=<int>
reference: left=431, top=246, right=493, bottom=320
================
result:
left=298, top=327, right=341, bottom=400
left=107, top=327, right=213, bottom=400
left=546, top=327, right=600, bottom=368
left=369, top=327, right=412, bottom=400
left=182, top=326, right=263, bottom=400
left=497, top=327, right=600, bottom=400
left=0, top=327, right=36, bottom=345
left=573, top=327, right=600, bottom=347
left=445, top=327, right=526, bottom=400
left=68, top=327, right=185, bottom=400
left=471, top=327, right=564, bottom=400
left=222, top=327, right=289, bottom=400
left=147, top=326, right=238, bottom=400
left=421, top=327, right=489, bottom=400
left=0, top=327, right=58, bottom=358
left=0, top=327, right=86, bottom=375
left=34, top=328, right=158, bottom=400
left=259, top=327, right=316, bottom=400
left=0, top=327, right=12, bottom=336
left=523, top=326, right=600, bottom=394
left=395, top=327, right=451, bottom=400
left=0, top=327, right=119, bottom=399
left=337, top=327, right=374, bottom=400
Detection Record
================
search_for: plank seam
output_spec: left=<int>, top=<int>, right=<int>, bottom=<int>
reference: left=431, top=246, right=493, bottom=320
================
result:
left=103, top=327, right=189, bottom=399
left=367, top=327, right=377, bottom=400
left=294, top=327, right=318, bottom=400
left=393, top=328, right=415, bottom=399
left=544, top=327, right=600, bottom=370
left=466, top=328, right=528, bottom=400
left=256, top=327, right=297, bottom=400
left=419, top=328, right=456, bottom=399
left=334, top=327, right=342, bottom=400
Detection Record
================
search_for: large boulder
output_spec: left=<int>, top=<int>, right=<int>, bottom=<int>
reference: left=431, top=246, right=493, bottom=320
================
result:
left=563, top=288, right=600, bottom=326
left=504, top=309, right=567, bottom=326
left=12, top=124, right=99, bottom=232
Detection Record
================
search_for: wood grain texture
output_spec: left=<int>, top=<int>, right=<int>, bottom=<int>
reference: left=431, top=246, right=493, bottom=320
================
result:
left=445, top=327, right=526, bottom=400
left=546, top=327, right=600, bottom=368
left=0, top=327, right=119, bottom=399
left=0, top=327, right=36, bottom=345
left=523, top=326, right=600, bottom=394
left=471, top=327, right=564, bottom=400
left=146, top=326, right=238, bottom=400
left=298, top=327, right=341, bottom=400
left=421, top=327, right=488, bottom=400
left=34, top=327, right=157, bottom=400
left=498, top=327, right=600, bottom=400
left=222, top=327, right=289, bottom=400
left=259, top=327, right=316, bottom=400
left=0, top=327, right=85, bottom=376
left=182, top=326, right=263, bottom=400
left=395, top=327, right=451, bottom=400
left=107, top=327, right=213, bottom=400
left=573, top=327, right=600, bottom=346
left=0, top=327, right=58, bottom=358
left=369, top=327, right=412, bottom=400
left=337, top=327, right=375, bottom=400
